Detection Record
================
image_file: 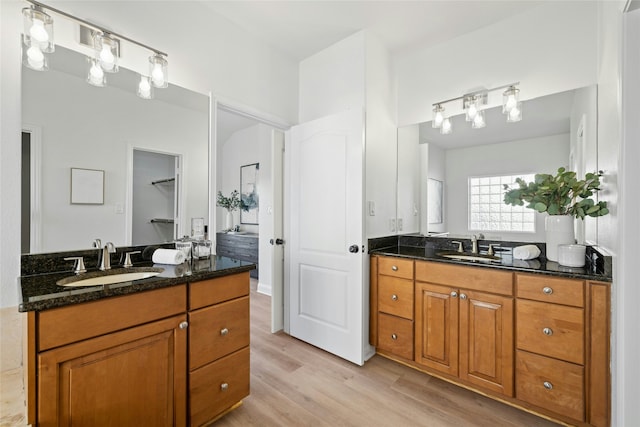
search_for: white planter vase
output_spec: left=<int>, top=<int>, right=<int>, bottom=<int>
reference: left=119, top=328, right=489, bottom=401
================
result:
left=545, top=215, right=575, bottom=262
left=225, top=210, right=234, bottom=230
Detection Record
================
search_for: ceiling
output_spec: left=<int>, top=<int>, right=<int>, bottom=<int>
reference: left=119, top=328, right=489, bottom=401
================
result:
left=200, top=1, right=545, bottom=60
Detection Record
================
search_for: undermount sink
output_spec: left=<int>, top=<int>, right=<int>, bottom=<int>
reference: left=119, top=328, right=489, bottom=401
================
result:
left=436, top=251, right=501, bottom=263
left=56, top=267, right=164, bottom=287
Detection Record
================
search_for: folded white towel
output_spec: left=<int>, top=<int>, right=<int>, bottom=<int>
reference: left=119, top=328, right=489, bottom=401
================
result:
left=513, top=245, right=541, bottom=260
left=152, top=248, right=186, bottom=265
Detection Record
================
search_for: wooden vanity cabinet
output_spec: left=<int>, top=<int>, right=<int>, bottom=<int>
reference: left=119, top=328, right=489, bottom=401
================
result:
left=188, top=272, right=251, bottom=426
left=28, top=271, right=252, bottom=427
left=34, top=285, right=188, bottom=427
left=414, top=261, right=514, bottom=397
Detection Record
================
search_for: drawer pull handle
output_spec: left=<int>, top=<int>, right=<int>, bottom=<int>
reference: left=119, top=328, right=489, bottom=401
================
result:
left=179, top=321, right=188, bottom=330
left=543, top=287, right=553, bottom=295
left=543, top=381, right=553, bottom=390
left=220, top=328, right=229, bottom=336
left=450, top=291, right=458, bottom=298
left=391, top=265, right=398, bottom=271
left=220, top=383, right=229, bottom=391
left=460, top=293, right=468, bottom=300
left=391, top=294, right=398, bottom=301
left=391, top=333, right=398, bottom=340
left=543, top=327, right=553, bottom=336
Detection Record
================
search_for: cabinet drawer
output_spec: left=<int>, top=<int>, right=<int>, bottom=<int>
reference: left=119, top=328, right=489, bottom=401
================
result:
left=378, top=275, right=414, bottom=319
left=377, top=256, right=414, bottom=280
left=189, top=272, right=249, bottom=310
left=517, top=299, right=584, bottom=364
left=516, top=350, right=584, bottom=422
left=190, top=347, right=250, bottom=427
left=377, top=313, right=413, bottom=360
left=516, top=274, right=584, bottom=307
left=415, top=261, right=513, bottom=296
left=189, top=296, right=250, bottom=370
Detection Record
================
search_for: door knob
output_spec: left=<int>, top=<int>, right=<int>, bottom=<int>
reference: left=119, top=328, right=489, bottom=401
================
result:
left=269, top=238, right=284, bottom=245
left=349, top=245, right=359, bottom=253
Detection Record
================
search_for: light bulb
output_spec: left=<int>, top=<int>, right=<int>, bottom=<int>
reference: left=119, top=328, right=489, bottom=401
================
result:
left=432, top=105, right=444, bottom=128
left=151, top=64, right=165, bottom=87
left=26, top=46, right=44, bottom=69
left=88, top=61, right=105, bottom=86
left=99, top=46, right=115, bottom=70
left=29, top=19, right=49, bottom=43
left=508, top=104, right=522, bottom=122
left=505, top=94, right=517, bottom=112
left=467, top=103, right=477, bottom=119
left=472, top=110, right=486, bottom=129
left=138, top=76, right=152, bottom=99
left=440, top=118, right=452, bottom=135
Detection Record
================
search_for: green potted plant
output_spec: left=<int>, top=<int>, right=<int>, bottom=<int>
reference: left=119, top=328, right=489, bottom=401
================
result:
left=503, top=167, right=609, bottom=261
left=216, top=190, right=243, bottom=231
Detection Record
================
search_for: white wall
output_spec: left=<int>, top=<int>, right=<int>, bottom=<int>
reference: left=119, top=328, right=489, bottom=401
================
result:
left=395, top=1, right=598, bottom=126
left=298, top=31, right=398, bottom=238
left=22, top=68, right=208, bottom=251
left=1, top=0, right=299, bottom=309
left=619, top=6, right=640, bottom=426
left=444, top=134, right=570, bottom=242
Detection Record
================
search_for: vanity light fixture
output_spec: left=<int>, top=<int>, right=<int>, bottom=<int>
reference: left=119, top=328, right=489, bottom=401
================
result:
left=21, top=0, right=169, bottom=100
left=431, top=82, right=522, bottom=135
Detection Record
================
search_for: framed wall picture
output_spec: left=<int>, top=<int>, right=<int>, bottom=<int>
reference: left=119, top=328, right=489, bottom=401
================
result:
left=70, top=167, right=104, bottom=205
left=240, top=163, right=259, bottom=224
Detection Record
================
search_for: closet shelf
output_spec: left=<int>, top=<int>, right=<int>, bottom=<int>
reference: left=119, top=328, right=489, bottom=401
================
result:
left=150, top=218, right=174, bottom=224
left=151, top=177, right=175, bottom=185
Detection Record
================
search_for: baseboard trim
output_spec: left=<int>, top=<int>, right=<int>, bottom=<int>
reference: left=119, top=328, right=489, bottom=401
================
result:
left=257, top=281, right=272, bottom=296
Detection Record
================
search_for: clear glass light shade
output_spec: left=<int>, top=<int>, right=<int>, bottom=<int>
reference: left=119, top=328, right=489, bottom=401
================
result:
left=137, top=75, right=153, bottom=99
left=503, top=86, right=520, bottom=114
left=22, top=7, right=54, bottom=53
left=22, top=38, right=48, bottom=71
left=464, top=96, right=478, bottom=122
left=94, top=33, right=119, bottom=73
left=149, top=54, right=168, bottom=88
left=87, top=58, right=106, bottom=87
left=507, top=102, right=523, bottom=122
left=440, top=118, right=452, bottom=135
left=472, top=110, right=486, bottom=129
left=432, top=105, right=445, bottom=128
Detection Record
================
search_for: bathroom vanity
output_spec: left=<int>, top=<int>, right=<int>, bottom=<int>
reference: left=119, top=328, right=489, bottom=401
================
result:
left=369, top=237, right=611, bottom=427
left=19, top=254, right=254, bottom=427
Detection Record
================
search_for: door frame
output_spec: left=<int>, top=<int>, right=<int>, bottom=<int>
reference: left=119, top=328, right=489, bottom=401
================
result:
left=21, top=123, right=42, bottom=253
left=211, top=95, right=291, bottom=333
left=125, top=145, right=184, bottom=244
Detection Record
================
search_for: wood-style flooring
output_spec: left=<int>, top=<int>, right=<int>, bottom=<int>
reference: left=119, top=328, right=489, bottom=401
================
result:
left=215, top=280, right=561, bottom=427
left=0, top=279, right=562, bottom=426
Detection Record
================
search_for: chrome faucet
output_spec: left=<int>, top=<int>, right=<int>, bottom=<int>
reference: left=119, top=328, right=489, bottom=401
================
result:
left=99, top=242, right=116, bottom=270
left=471, top=234, right=479, bottom=254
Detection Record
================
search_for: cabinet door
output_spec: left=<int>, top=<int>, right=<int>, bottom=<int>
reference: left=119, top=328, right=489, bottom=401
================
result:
left=38, top=314, right=187, bottom=427
left=459, top=290, right=514, bottom=397
left=415, top=282, right=458, bottom=376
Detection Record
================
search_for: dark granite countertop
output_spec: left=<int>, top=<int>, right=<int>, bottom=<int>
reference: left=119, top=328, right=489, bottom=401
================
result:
left=19, top=255, right=255, bottom=312
left=369, top=236, right=613, bottom=282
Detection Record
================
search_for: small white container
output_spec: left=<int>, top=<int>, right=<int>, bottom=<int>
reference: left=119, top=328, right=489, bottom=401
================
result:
left=557, top=244, right=586, bottom=267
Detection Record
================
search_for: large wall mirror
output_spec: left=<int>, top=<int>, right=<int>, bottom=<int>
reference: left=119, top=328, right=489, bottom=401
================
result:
left=22, top=44, right=210, bottom=254
left=399, top=85, right=598, bottom=243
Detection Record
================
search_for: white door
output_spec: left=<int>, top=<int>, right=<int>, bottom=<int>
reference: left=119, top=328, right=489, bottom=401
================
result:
left=270, top=129, right=285, bottom=333
left=288, top=109, right=365, bottom=366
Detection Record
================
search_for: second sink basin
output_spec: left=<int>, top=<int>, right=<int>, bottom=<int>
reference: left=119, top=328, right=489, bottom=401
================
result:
left=56, top=267, right=164, bottom=287
left=436, top=251, right=500, bottom=263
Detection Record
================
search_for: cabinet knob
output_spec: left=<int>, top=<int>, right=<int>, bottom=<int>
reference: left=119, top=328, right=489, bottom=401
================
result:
left=391, top=294, right=398, bottom=301
left=391, top=265, right=398, bottom=271
left=220, top=383, right=229, bottom=391
left=391, top=333, right=398, bottom=340
left=450, top=291, right=458, bottom=298
left=179, top=321, right=188, bottom=329
left=543, top=381, right=553, bottom=390
left=460, top=293, right=468, bottom=300
left=543, top=327, right=553, bottom=336
left=543, top=287, right=554, bottom=295
left=220, top=328, right=229, bottom=336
